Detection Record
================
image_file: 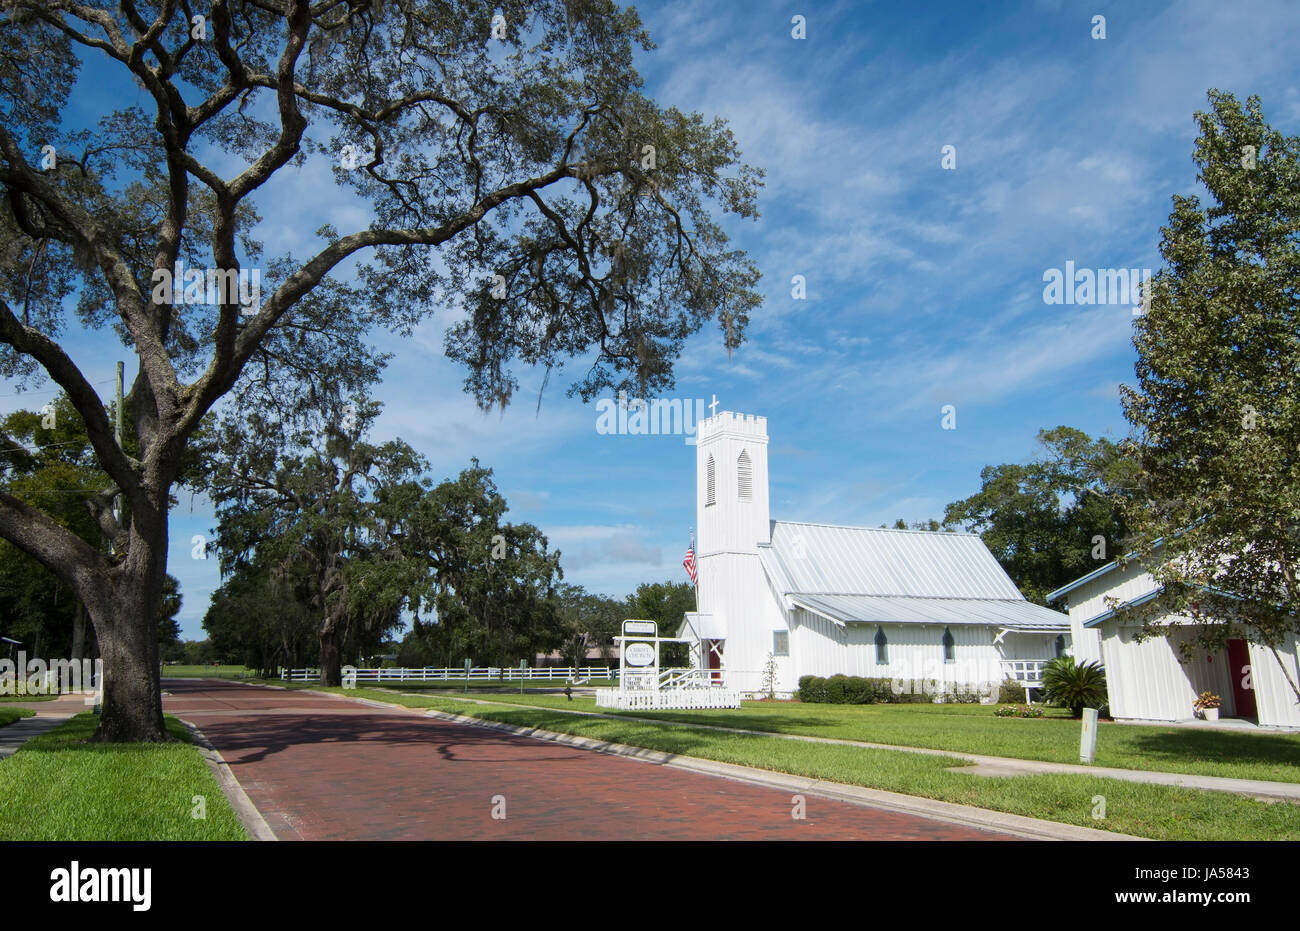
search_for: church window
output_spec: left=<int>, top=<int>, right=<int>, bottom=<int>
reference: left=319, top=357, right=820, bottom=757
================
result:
left=874, top=626, right=888, bottom=665
left=942, top=626, right=956, bottom=663
left=773, top=631, right=789, bottom=656
left=706, top=455, right=716, bottom=507
left=737, top=450, right=752, bottom=500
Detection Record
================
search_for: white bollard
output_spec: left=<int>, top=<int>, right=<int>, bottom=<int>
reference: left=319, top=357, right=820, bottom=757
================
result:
left=1080, top=707, right=1099, bottom=763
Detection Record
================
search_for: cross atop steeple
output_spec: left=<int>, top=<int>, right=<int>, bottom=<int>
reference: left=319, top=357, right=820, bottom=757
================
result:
left=708, top=394, right=720, bottom=417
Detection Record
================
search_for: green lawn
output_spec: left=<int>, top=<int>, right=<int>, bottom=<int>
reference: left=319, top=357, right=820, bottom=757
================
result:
left=161, top=664, right=253, bottom=678
left=0, top=713, right=248, bottom=840
left=0, top=693, right=58, bottom=702
left=0, top=708, right=35, bottom=727
left=289, top=685, right=1300, bottom=841
left=423, top=692, right=1300, bottom=785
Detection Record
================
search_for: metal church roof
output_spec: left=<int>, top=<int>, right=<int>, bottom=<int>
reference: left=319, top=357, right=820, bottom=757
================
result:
left=760, top=520, right=1069, bottom=629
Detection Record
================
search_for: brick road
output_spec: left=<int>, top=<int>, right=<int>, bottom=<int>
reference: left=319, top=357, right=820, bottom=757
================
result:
left=163, top=679, right=1018, bottom=841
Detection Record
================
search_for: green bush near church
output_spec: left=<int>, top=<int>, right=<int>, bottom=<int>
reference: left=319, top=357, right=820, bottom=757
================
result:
left=798, top=674, right=934, bottom=705
left=1041, top=656, right=1107, bottom=718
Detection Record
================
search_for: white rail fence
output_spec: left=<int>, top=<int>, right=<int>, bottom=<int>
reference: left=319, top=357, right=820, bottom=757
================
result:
left=1001, top=659, right=1049, bottom=687
left=281, top=665, right=617, bottom=684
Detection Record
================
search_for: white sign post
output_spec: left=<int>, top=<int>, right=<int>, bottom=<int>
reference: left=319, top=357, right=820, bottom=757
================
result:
left=619, top=619, right=659, bottom=692
left=1080, top=707, right=1099, bottom=763
left=595, top=619, right=740, bottom=710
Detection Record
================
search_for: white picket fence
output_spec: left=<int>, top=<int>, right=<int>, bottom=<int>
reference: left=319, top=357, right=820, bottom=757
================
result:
left=281, top=665, right=616, bottom=684
left=595, top=687, right=743, bottom=710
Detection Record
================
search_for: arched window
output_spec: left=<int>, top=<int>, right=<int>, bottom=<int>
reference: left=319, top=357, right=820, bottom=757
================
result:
left=942, top=626, right=956, bottom=663
left=706, top=455, right=716, bottom=507
left=737, top=450, right=752, bottom=501
left=1055, top=634, right=1066, bottom=658
left=874, top=626, right=888, bottom=665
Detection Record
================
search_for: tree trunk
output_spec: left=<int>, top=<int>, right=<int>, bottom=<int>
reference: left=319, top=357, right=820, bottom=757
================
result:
left=71, top=601, right=86, bottom=661
left=88, top=496, right=170, bottom=743
left=91, top=583, right=167, bottom=742
left=319, top=630, right=342, bottom=686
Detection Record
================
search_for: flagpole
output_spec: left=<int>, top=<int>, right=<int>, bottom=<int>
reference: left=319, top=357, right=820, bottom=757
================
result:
left=690, top=528, right=698, bottom=613
left=690, top=528, right=699, bottom=672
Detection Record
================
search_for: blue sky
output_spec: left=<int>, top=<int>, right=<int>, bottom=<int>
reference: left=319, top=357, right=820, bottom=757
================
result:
left=4, top=0, right=1299, bottom=640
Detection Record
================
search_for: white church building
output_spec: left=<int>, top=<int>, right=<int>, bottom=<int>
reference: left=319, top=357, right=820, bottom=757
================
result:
left=1048, top=551, right=1300, bottom=729
left=676, top=410, right=1071, bottom=698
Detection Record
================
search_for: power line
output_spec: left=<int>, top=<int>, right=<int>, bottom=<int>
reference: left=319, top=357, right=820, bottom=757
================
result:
left=0, top=488, right=107, bottom=495
left=0, top=439, right=94, bottom=456
left=0, top=378, right=117, bottom=400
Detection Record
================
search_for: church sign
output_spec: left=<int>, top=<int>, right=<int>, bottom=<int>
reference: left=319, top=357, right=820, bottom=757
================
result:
left=624, top=642, right=656, bottom=667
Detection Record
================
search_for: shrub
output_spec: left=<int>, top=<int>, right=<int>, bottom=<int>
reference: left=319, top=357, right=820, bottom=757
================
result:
left=797, top=675, right=828, bottom=703
left=842, top=676, right=874, bottom=704
left=879, top=679, right=935, bottom=703
left=939, top=682, right=984, bottom=703
left=825, top=674, right=848, bottom=703
left=795, top=674, right=941, bottom=704
left=994, top=704, right=1044, bottom=718
left=1042, top=656, right=1107, bottom=717
left=998, top=677, right=1027, bottom=704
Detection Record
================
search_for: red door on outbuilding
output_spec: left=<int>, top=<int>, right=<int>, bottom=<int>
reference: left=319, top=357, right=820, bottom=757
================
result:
left=1226, top=639, right=1257, bottom=718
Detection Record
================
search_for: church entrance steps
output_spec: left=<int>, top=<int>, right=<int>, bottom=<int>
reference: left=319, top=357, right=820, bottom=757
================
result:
left=377, top=689, right=1300, bottom=805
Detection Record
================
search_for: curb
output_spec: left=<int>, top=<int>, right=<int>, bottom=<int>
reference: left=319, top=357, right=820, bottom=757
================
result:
left=177, top=718, right=278, bottom=841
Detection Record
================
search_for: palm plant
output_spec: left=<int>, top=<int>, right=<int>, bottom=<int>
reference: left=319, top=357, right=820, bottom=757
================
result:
left=1042, top=656, right=1108, bottom=718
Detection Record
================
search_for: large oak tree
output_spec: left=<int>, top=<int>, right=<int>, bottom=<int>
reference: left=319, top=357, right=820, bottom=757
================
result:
left=943, top=426, right=1136, bottom=605
left=0, top=0, right=762, bottom=740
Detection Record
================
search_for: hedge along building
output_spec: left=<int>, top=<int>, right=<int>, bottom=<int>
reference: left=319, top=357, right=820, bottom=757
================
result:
left=676, top=410, right=1071, bottom=697
left=1048, top=551, right=1300, bottom=728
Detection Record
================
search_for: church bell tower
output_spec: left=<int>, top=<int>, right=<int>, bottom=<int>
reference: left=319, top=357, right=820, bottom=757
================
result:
left=695, top=411, right=770, bottom=620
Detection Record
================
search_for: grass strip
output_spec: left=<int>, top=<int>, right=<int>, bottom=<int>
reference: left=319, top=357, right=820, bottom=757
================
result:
left=425, top=691, right=1300, bottom=785
left=0, top=713, right=248, bottom=840
left=0, top=708, right=36, bottom=727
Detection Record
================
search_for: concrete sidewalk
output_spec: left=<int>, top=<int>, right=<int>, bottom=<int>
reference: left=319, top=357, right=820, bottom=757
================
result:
left=0, top=695, right=85, bottom=759
left=386, top=691, right=1300, bottom=804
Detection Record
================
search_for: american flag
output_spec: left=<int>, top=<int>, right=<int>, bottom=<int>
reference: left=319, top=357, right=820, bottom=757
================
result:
left=683, top=541, right=697, bottom=584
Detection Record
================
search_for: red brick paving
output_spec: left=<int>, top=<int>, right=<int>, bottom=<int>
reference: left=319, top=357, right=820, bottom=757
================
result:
left=163, top=679, right=1019, bottom=841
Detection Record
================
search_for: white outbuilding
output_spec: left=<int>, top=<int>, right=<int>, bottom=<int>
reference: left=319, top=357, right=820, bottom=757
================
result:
left=1049, top=552, right=1300, bottom=728
left=677, top=410, right=1071, bottom=698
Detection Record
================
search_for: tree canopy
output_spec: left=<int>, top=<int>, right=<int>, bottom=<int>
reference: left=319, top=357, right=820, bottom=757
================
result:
left=1116, top=90, right=1300, bottom=700
left=943, top=426, right=1136, bottom=604
left=0, top=0, right=761, bottom=740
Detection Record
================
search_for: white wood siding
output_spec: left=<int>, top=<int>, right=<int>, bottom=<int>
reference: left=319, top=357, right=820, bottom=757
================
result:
left=790, top=611, right=1058, bottom=696
left=1061, top=563, right=1160, bottom=665
left=1099, top=620, right=1236, bottom=721
left=1064, top=560, right=1300, bottom=726
left=1249, top=639, right=1300, bottom=728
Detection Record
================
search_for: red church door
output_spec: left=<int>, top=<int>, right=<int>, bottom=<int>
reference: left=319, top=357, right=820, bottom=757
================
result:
left=1226, top=639, right=1257, bottom=718
left=707, top=640, right=723, bottom=683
